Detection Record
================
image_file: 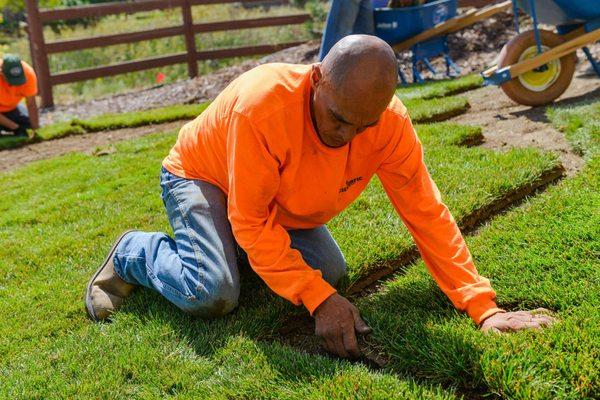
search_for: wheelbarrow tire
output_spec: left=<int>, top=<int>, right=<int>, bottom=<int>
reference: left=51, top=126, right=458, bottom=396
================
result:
left=498, top=29, right=576, bottom=106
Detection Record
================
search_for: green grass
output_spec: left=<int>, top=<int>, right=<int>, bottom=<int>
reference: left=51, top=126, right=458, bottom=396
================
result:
left=396, top=74, right=483, bottom=101
left=331, top=123, right=561, bottom=288
left=0, top=129, right=464, bottom=399
left=404, top=96, right=470, bottom=123
left=0, top=96, right=466, bottom=151
left=547, top=101, right=600, bottom=160
left=360, top=156, right=600, bottom=399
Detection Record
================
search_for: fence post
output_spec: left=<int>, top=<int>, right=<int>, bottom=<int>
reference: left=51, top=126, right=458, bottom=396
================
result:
left=24, top=0, right=54, bottom=108
left=181, top=0, right=198, bottom=78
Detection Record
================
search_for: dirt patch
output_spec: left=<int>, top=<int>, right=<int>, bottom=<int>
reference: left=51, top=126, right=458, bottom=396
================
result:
left=0, top=120, right=183, bottom=172
left=450, top=72, right=600, bottom=176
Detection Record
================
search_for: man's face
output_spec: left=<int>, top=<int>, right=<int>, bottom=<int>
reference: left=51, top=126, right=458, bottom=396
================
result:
left=310, top=65, right=391, bottom=148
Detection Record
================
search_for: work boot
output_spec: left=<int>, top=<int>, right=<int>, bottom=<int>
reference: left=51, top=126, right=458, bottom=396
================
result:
left=85, top=230, right=137, bottom=322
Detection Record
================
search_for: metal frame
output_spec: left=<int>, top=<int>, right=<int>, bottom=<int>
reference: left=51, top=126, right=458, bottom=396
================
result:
left=483, top=0, right=600, bottom=86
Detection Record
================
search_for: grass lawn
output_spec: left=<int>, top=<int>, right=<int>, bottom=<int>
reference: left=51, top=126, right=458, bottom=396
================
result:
left=0, top=95, right=470, bottom=151
left=4, top=91, right=595, bottom=398
left=0, top=129, right=468, bottom=399
left=0, top=118, right=562, bottom=398
left=547, top=101, right=600, bottom=160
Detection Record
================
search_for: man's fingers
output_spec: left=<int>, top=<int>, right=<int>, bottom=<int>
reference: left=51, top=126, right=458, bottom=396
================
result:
left=323, top=337, right=335, bottom=355
left=342, top=329, right=361, bottom=359
left=332, top=333, right=350, bottom=358
left=533, top=314, right=555, bottom=326
left=352, top=309, right=372, bottom=335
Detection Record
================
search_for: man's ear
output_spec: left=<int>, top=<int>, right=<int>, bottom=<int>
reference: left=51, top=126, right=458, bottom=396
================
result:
left=310, top=63, right=323, bottom=89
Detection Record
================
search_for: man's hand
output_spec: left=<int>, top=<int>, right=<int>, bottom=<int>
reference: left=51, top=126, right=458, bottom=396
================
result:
left=313, top=293, right=371, bottom=359
left=0, top=113, right=19, bottom=131
left=481, top=308, right=556, bottom=333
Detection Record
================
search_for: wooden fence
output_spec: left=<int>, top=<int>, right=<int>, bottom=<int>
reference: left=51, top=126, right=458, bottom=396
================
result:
left=24, top=0, right=311, bottom=107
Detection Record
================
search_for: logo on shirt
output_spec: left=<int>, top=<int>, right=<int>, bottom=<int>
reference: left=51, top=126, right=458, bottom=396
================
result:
left=339, top=176, right=363, bottom=194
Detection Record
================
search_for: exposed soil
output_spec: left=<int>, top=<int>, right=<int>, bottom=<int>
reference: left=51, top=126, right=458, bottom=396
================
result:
left=450, top=70, right=600, bottom=176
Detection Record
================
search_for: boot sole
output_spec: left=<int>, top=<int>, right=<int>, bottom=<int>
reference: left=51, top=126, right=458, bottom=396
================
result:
left=85, top=230, right=136, bottom=322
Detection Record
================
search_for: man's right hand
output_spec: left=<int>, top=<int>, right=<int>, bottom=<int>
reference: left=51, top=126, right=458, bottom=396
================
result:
left=313, top=293, right=372, bottom=359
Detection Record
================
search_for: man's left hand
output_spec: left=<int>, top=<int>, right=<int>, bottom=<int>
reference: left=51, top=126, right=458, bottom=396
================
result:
left=480, top=308, right=556, bottom=333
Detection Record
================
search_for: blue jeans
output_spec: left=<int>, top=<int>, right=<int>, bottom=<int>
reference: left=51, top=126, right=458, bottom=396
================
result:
left=319, top=0, right=375, bottom=61
left=1, top=103, right=30, bottom=136
left=113, top=167, right=347, bottom=317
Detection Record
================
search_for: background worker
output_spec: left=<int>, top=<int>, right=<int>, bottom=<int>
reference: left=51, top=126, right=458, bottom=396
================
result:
left=0, top=54, right=39, bottom=137
left=86, top=35, right=554, bottom=359
left=319, top=0, right=375, bottom=61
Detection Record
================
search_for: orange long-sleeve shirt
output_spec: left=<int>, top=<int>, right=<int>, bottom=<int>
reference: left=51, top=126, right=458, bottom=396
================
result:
left=163, top=63, right=503, bottom=324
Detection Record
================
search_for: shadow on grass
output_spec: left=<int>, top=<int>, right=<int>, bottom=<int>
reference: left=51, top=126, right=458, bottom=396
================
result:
left=359, top=277, right=496, bottom=398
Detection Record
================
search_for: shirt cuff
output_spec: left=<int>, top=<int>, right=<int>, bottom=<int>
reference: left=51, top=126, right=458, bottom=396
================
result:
left=466, top=298, right=505, bottom=325
left=299, top=276, right=337, bottom=315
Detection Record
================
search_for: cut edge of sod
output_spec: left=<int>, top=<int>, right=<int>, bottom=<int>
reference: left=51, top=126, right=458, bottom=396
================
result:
left=343, top=162, right=565, bottom=295
left=396, top=74, right=483, bottom=101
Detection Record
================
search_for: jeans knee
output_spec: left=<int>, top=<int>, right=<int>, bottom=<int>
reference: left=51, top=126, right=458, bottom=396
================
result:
left=181, top=280, right=240, bottom=318
left=322, top=258, right=347, bottom=287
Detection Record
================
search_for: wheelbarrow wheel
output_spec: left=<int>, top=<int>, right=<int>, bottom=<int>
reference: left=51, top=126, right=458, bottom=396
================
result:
left=498, top=29, right=576, bottom=106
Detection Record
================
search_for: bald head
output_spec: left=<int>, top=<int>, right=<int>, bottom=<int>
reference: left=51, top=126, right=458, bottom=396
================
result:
left=309, top=35, right=398, bottom=148
left=321, top=35, right=398, bottom=97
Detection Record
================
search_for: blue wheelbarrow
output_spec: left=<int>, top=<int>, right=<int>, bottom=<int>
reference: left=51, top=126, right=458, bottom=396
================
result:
left=372, top=0, right=515, bottom=84
left=483, top=0, right=600, bottom=106
left=373, top=0, right=461, bottom=83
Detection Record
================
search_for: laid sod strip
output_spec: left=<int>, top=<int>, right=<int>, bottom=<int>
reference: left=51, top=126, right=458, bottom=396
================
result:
left=360, top=156, right=600, bottom=399
left=0, top=131, right=462, bottom=400
left=0, top=103, right=210, bottom=151
left=405, top=96, right=470, bottom=124
left=0, top=95, right=469, bottom=152
left=329, top=123, right=563, bottom=293
left=396, top=74, right=483, bottom=101
left=547, top=100, right=600, bottom=160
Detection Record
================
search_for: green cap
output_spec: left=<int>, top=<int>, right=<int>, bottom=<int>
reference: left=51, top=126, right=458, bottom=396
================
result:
left=2, top=54, right=26, bottom=86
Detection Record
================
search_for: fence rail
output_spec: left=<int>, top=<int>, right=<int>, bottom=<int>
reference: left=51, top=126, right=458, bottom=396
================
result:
left=24, top=0, right=310, bottom=107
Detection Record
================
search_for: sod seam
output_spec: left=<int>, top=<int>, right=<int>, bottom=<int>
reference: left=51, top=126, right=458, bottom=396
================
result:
left=274, top=164, right=565, bottom=365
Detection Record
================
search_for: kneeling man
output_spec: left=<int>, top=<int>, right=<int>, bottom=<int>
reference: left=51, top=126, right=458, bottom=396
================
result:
left=0, top=54, right=39, bottom=137
left=86, top=35, right=553, bottom=359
